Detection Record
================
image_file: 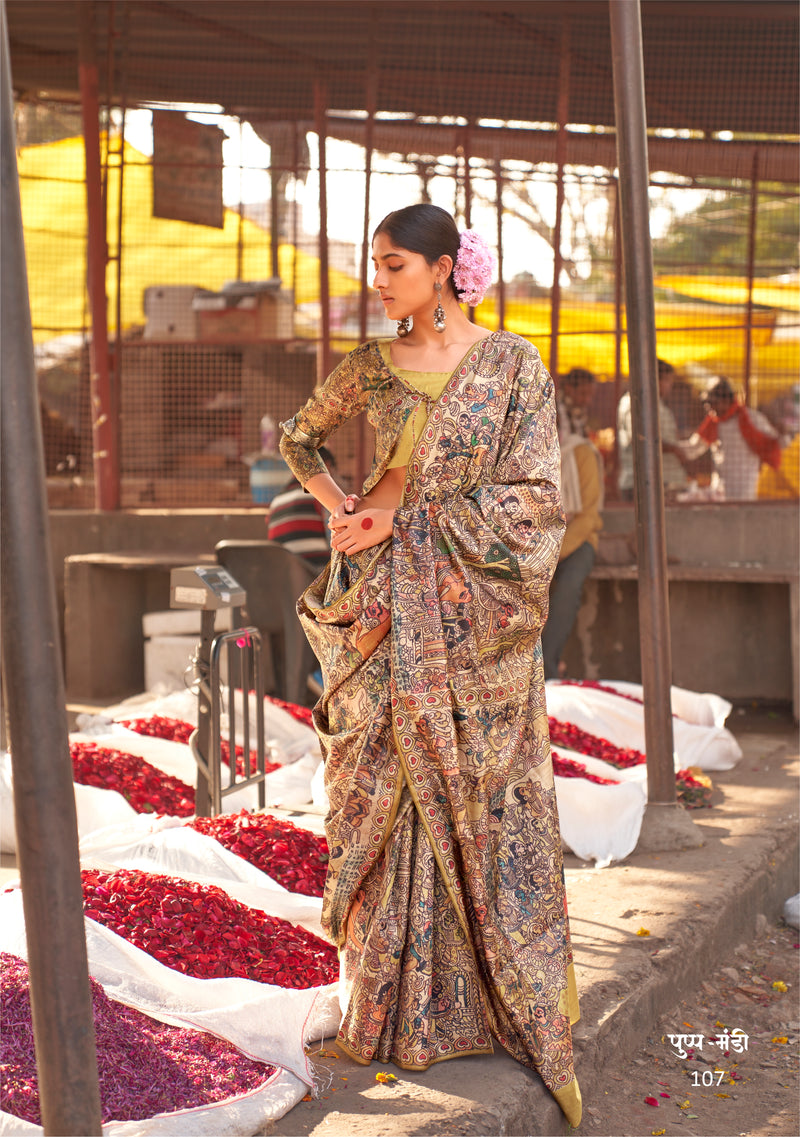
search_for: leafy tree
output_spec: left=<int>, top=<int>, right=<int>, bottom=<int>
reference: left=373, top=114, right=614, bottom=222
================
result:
left=653, top=184, right=799, bottom=277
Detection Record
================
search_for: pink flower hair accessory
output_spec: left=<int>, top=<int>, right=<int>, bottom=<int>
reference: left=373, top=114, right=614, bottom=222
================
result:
left=452, top=230, right=497, bottom=306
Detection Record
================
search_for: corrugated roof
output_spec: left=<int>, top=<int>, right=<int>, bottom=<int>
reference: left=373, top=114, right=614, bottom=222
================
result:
left=6, top=1, right=799, bottom=138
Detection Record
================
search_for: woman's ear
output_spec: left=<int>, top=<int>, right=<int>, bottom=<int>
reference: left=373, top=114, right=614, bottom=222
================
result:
left=436, top=254, right=454, bottom=283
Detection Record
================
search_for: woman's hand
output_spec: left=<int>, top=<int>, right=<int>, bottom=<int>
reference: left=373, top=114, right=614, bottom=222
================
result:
left=330, top=501, right=394, bottom=554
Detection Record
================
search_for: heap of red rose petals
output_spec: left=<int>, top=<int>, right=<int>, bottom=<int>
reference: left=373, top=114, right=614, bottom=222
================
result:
left=71, top=741, right=195, bottom=816
left=265, top=696, right=315, bottom=728
left=81, top=868, right=337, bottom=989
left=558, top=679, right=645, bottom=706
left=1, top=952, right=275, bottom=1125
left=551, top=751, right=619, bottom=785
left=119, top=716, right=281, bottom=778
left=549, top=717, right=645, bottom=770
left=549, top=719, right=712, bottom=808
left=188, top=811, right=329, bottom=897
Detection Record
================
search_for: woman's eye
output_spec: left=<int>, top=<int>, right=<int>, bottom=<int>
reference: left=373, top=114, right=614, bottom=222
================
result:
left=389, top=266, right=402, bottom=273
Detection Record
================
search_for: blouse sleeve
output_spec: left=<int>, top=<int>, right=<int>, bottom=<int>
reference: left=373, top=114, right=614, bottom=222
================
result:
left=279, top=348, right=372, bottom=486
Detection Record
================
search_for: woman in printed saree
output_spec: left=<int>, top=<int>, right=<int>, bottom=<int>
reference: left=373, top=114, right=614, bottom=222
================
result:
left=279, top=204, right=581, bottom=1126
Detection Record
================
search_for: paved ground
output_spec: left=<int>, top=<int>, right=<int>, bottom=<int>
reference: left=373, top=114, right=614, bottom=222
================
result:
left=261, top=706, right=799, bottom=1137
left=3, top=706, right=797, bottom=1137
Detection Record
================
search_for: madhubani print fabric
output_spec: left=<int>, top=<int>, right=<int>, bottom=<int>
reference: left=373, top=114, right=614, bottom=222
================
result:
left=282, top=331, right=582, bottom=1127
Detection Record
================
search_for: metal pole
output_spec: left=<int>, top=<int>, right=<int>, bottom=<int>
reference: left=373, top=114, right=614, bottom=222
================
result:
left=609, top=2, right=700, bottom=848
left=0, top=5, right=103, bottom=1132
left=463, top=124, right=476, bottom=322
left=612, top=179, right=623, bottom=497
left=314, top=80, right=331, bottom=385
left=78, top=1, right=119, bottom=509
left=495, top=159, right=506, bottom=331
left=549, top=17, right=570, bottom=382
left=291, top=123, right=299, bottom=340
left=357, top=69, right=376, bottom=488
left=743, top=149, right=759, bottom=405
left=237, top=118, right=245, bottom=282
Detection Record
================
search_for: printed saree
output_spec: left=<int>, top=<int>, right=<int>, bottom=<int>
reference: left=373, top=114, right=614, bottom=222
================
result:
left=291, top=332, right=581, bottom=1125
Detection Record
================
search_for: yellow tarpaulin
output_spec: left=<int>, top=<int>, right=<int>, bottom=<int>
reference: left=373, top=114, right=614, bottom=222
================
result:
left=18, top=135, right=359, bottom=343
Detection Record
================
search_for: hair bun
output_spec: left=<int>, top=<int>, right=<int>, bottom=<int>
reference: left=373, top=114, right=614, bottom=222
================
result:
left=453, top=230, right=497, bottom=306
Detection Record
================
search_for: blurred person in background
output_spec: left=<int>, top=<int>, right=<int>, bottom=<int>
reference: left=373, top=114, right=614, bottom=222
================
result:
left=616, top=358, right=690, bottom=501
left=678, top=377, right=781, bottom=501
left=558, top=367, right=596, bottom=438
left=542, top=413, right=604, bottom=679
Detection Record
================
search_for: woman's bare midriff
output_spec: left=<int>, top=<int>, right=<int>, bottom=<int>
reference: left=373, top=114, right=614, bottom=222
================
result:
left=361, top=465, right=407, bottom=511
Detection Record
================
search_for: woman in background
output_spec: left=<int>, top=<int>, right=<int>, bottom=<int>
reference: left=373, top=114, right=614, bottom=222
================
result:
left=279, top=204, right=581, bottom=1126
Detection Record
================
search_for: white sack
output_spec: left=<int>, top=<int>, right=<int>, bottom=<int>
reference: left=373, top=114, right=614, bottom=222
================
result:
left=1, top=752, right=137, bottom=855
left=0, top=889, right=339, bottom=1081
left=597, top=680, right=733, bottom=729
left=1, top=1068, right=308, bottom=1137
left=545, top=681, right=742, bottom=771
left=79, top=819, right=328, bottom=941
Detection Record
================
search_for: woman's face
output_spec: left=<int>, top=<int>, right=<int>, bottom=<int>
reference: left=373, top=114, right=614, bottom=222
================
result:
left=371, top=232, right=444, bottom=322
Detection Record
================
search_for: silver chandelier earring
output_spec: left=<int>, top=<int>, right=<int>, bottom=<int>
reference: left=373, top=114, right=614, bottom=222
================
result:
left=433, top=281, right=446, bottom=333
left=396, top=316, right=411, bottom=337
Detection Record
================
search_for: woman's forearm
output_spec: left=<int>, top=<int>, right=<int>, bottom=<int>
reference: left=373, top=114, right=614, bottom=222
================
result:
left=304, top=471, right=348, bottom=513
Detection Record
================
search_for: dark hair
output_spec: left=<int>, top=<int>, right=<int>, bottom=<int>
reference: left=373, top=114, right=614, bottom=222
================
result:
left=373, top=204, right=462, bottom=299
left=657, top=358, right=675, bottom=378
left=706, top=377, right=735, bottom=405
left=318, top=445, right=336, bottom=467
left=563, top=367, right=595, bottom=387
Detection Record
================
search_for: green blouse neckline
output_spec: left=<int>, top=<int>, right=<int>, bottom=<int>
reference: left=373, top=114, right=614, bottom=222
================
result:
left=377, top=339, right=451, bottom=384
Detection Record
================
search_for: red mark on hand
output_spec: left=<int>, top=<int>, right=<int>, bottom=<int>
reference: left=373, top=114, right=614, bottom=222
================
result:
left=360, top=517, right=373, bottom=530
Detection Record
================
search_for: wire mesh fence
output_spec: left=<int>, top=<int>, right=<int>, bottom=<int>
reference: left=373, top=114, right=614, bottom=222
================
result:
left=12, top=4, right=799, bottom=510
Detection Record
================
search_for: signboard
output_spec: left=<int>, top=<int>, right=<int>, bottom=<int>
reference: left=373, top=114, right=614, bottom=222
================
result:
left=152, top=111, right=224, bottom=229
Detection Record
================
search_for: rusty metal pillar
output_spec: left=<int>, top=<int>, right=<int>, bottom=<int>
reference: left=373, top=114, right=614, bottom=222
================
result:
left=78, top=1, right=119, bottom=509
left=357, top=69, right=377, bottom=489
left=743, top=148, right=759, bottom=405
left=609, top=0, right=701, bottom=850
left=495, top=159, right=506, bottom=332
left=314, top=80, right=331, bottom=385
left=612, top=179, right=624, bottom=497
left=462, top=124, right=476, bottom=320
left=549, top=16, right=570, bottom=382
left=1, top=5, right=103, bottom=1131
left=291, top=123, right=300, bottom=340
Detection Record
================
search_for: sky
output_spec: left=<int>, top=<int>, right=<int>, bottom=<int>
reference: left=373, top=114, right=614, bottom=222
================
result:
left=121, top=106, right=701, bottom=288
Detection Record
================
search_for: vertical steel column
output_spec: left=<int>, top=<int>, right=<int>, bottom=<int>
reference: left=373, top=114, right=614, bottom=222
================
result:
left=0, top=6, right=103, bottom=1132
left=612, top=180, right=624, bottom=496
left=270, top=118, right=281, bottom=281
left=462, top=124, right=476, bottom=321
left=291, top=124, right=300, bottom=340
left=609, top=0, right=677, bottom=807
left=495, top=159, right=506, bottom=331
left=315, top=80, right=331, bottom=384
left=78, top=1, right=119, bottom=509
left=357, top=70, right=377, bottom=488
left=743, top=149, right=759, bottom=405
left=236, top=118, right=245, bottom=281
left=549, top=18, right=571, bottom=381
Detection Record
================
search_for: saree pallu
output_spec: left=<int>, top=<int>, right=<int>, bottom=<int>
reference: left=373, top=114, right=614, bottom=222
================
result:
left=298, top=336, right=582, bottom=1126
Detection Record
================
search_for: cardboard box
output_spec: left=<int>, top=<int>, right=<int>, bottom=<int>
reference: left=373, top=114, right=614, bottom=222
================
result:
left=194, top=281, right=294, bottom=342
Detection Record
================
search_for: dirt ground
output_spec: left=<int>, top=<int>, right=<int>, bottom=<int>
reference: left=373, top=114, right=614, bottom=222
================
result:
left=573, top=918, right=799, bottom=1137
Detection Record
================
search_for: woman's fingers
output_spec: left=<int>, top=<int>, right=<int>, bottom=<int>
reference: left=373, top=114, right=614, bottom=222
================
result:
left=331, top=508, right=392, bottom=553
